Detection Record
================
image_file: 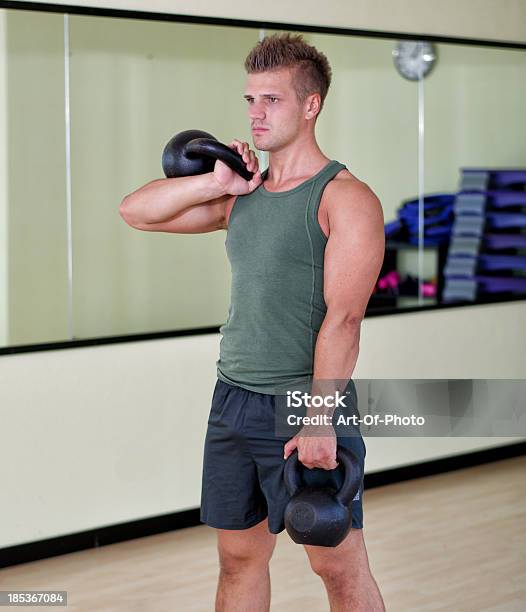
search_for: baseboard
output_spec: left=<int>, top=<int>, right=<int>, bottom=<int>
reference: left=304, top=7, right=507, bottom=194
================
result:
left=363, top=440, right=526, bottom=487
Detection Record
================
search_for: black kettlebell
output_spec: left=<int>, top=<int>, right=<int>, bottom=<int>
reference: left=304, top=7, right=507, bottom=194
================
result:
left=283, top=445, right=362, bottom=547
left=162, top=129, right=254, bottom=181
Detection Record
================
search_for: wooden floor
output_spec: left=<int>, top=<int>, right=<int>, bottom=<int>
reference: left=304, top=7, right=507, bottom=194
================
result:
left=1, top=456, right=525, bottom=611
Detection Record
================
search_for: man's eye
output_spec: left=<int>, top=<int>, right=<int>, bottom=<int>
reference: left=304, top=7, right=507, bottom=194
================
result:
left=269, top=97, right=278, bottom=103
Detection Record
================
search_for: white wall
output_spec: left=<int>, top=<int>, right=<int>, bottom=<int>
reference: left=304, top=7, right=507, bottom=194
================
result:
left=0, top=11, right=7, bottom=345
left=18, top=0, right=526, bottom=45
left=1, top=300, right=524, bottom=548
left=0, top=0, right=525, bottom=550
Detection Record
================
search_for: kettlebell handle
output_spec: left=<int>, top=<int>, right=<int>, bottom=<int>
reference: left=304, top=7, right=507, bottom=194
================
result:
left=335, top=446, right=362, bottom=507
left=284, top=445, right=362, bottom=507
left=185, top=138, right=254, bottom=181
left=283, top=450, right=302, bottom=497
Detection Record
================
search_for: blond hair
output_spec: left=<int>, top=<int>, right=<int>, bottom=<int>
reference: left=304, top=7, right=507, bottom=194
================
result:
left=244, top=33, right=332, bottom=116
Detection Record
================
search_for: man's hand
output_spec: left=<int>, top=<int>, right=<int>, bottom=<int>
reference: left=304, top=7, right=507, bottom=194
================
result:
left=283, top=425, right=338, bottom=470
left=213, top=139, right=262, bottom=196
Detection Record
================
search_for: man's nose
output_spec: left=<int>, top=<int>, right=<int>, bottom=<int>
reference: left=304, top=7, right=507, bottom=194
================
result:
left=249, top=102, right=266, bottom=120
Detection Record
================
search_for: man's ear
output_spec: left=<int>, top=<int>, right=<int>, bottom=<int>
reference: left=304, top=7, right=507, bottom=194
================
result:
left=305, top=93, right=321, bottom=120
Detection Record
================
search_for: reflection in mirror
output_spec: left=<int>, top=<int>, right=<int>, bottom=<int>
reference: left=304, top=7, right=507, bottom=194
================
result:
left=1, top=7, right=525, bottom=350
left=69, top=16, right=259, bottom=340
left=376, top=42, right=526, bottom=310
left=1, top=9, right=68, bottom=348
left=308, top=33, right=420, bottom=311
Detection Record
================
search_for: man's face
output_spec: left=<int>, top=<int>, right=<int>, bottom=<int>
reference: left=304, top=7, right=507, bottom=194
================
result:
left=244, top=68, right=304, bottom=152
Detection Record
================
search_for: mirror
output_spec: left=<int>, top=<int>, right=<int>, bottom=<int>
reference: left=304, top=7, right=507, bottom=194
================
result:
left=1, top=7, right=525, bottom=350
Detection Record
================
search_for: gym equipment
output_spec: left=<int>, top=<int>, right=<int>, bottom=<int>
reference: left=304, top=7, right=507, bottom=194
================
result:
left=382, top=167, right=526, bottom=304
left=283, top=445, right=362, bottom=547
left=377, top=269, right=401, bottom=291
left=452, top=191, right=526, bottom=217
left=443, top=168, right=526, bottom=303
left=460, top=168, right=526, bottom=191
left=484, top=233, right=526, bottom=250
left=384, top=194, right=455, bottom=246
left=486, top=212, right=526, bottom=229
left=479, top=191, right=526, bottom=208
left=443, top=275, right=526, bottom=302
left=444, top=253, right=526, bottom=277
left=398, top=195, right=455, bottom=226
left=162, top=129, right=254, bottom=181
left=377, top=270, right=436, bottom=297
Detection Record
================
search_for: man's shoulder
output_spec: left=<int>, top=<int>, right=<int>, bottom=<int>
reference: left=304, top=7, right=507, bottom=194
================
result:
left=320, top=170, right=384, bottom=242
left=324, top=169, right=381, bottom=210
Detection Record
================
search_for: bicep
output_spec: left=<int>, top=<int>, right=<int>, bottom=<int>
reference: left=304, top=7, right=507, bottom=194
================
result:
left=323, top=185, right=385, bottom=320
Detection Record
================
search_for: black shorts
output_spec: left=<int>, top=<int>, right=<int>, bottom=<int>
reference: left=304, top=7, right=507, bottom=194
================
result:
left=200, top=378, right=366, bottom=533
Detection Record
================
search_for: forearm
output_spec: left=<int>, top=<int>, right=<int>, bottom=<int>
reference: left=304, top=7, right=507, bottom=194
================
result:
left=285, top=316, right=361, bottom=464
left=120, top=172, right=227, bottom=225
left=307, top=315, right=361, bottom=419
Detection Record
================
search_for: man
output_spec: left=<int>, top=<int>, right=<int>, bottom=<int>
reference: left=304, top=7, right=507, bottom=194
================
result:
left=120, top=33, right=385, bottom=612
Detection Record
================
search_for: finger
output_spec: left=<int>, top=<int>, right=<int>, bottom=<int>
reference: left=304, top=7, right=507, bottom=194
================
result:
left=298, top=451, right=313, bottom=467
left=246, top=153, right=254, bottom=173
left=249, top=170, right=262, bottom=188
left=242, top=143, right=250, bottom=163
left=229, top=139, right=244, bottom=154
left=283, top=438, right=298, bottom=459
left=249, top=151, right=258, bottom=172
left=316, top=458, right=339, bottom=470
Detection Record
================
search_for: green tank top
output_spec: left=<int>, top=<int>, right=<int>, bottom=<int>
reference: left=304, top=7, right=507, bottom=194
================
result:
left=216, top=159, right=347, bottom=395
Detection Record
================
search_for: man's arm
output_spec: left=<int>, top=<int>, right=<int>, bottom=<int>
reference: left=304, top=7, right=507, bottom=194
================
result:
left=284, top=180, right=385, bottom=467
left=119, top=139, right=260, bottom=234
left=314, top=180, right=385, bottom=381
left=119, top=174, right=233, bottom=234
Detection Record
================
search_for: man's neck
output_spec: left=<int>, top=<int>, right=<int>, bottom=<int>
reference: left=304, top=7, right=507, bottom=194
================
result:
left=265, top=148, right=330, bottom=189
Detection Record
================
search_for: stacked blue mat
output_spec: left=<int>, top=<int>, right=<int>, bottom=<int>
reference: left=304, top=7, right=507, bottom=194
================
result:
left=384, top=194, right=455, bottom=247
left=384, top=169, right=526, bottom=302
left=442, top=169, right=526, bottom=302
